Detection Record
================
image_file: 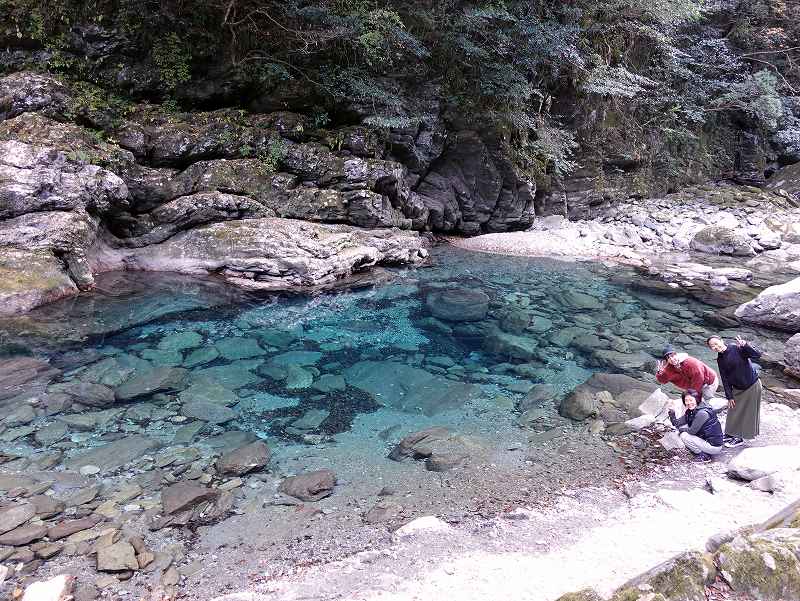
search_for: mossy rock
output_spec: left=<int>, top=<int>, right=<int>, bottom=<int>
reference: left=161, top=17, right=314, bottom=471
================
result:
left=614, top=551, right=715, bottom=601
left=555, top=589, right=603, bottom=601
left=611, top=589, right=668, bottom=601
left=716, top=528, right=800, bottom=600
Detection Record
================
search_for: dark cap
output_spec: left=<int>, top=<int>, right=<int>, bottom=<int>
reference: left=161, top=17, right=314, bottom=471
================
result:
left=662, top=345, right=676, bottom=359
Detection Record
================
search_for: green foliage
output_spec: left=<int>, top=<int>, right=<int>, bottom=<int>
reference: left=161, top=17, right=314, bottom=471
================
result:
left=258, top=136, right=288, bottom=173
left=583, top=66, right=657, bottom=99
left=2, top=0, right=798, bottom=191
left=712, top=70, right=784, bottom=132
left=151, top=33, right=192, bottom=91
left=66, top=81, right=134, bottom=126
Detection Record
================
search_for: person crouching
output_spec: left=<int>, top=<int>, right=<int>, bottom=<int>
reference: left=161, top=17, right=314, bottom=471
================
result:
left=668, top=389, right=723, bottom=462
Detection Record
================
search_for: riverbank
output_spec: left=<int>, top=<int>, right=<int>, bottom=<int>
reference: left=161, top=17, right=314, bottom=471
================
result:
left=205, top=400, right=800, bottom=601
left=450, top=182, right=800, bottom=281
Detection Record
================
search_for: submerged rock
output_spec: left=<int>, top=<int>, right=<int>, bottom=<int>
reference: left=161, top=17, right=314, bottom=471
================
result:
left=216, top=441, right=271, bottom=476
left=344, top=361, right=477, bottom=415
left=64, top=435, right=159, bottom=474
left=425, top=289, right=489, bottom=322
left=161, top=482, right=219, bottom=515
left=388, top=427, right=451, bottom=461
left=181, top=400, right=237, bottom=424
left=0, top=503, right=36, bottom=534
left=115, top=367, right=187, bottom=401
left=279, top=469, right=336, bottom=502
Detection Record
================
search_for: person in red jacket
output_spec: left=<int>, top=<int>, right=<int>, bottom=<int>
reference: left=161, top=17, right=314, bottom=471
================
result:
left=656, top=346, right=719, bottom=400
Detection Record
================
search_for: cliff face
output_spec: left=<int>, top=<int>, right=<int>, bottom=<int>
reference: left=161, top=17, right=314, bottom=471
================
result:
left=1, top=1, right=799, bottom=313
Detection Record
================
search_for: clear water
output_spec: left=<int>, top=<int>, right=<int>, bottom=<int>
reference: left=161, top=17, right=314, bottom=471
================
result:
left=0, top=246, right=790, bottom=488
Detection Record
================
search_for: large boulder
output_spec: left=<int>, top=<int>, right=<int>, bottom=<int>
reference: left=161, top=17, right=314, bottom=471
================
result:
left=0, top=140, right=129, bottom=219
left=425, top=289, right=489, bottom=322
left=613, top=550, right=716, bottom=601
left=784, top=333, right=800, bottom=377
left=0, top=248, right=77, bottom=316
left=690, top=226, right=756, bottom=256
left=559, top=373, right=657, bottom=421
left=0, top=72, right=72, bottom=121
left=726, top=445, right=800, bottom=481
left=735, top=278, right=800, bottom=331
left=717, top=529, right=800, bottom=600
left=124, top=218, right=428, bottom=292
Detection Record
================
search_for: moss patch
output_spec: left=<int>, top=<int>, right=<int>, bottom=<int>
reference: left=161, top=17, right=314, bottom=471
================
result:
left=717, top=530, right=800, bottom=600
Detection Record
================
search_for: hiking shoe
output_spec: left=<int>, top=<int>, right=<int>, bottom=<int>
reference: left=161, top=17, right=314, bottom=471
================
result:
left=693, top=452, right=713, bottom=463
left=724, top=437, right=744, bottom=448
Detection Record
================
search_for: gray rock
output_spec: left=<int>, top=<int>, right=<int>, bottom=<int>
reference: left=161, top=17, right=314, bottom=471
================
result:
left=216, top=441, right=271, bottom=476
left=717, top=529, right=800, bottom=600
left=736, top=278, right=800, bottom=331
left=181, top=400, right=237, bottom=424
left=183, top=346, right=220, bottom=368
left=161, top=482, right=219, bottom=515
left=0, top=71, right=72, bottom=120
left=64, top=435, right=159, bottom=474
left=284, top=365, right=314, bottom=390
left=618, top=550, right=715, bottom=601
left=363, top=502, right=402, bottom=524
left=425, top=452, right=469, bottom=472
left=3, top=404, right=36, bottom=426
left=0, top=503, right=36, bottom=535
left=115, top=367, right=187, bottom=401
left=0, top=248, right=77, bottom=316
left=344, top=361, right=477, bottom=416
left=49, top=381, right=116, bottom=408
left=28, top=495, right=66, bottom=520
left=388, top=427, right=451, bottom=461
left=726, top=445, right=800, bottom=481
left=483, top=326, right=539, bottom=360
left=47, top=516, right=102, bottom=541
left=0, top=140, right=128, bottom=219
left=784, top=333, right=800, bottom=376
left=312, top=374, right=346, bottom=392
left=214, top=337, right=265, bottom=361
left=158, top=331, right=203, bottom=351
left=691, top=226, right=756, bottom=256
left=291, top=409, right=330, bottom=431
left=267, top=351, right=323, bottom=368
left=279, top=470, right=336, bottom=502
left=97, top=541, right=139, bottom=572
left=0, top=523, right=48, bottom=546
left=425, top=289, right=489, bottom=322
left=179, top=382, right=237, bottom=406
left=125, top=218, right=429, bottom=293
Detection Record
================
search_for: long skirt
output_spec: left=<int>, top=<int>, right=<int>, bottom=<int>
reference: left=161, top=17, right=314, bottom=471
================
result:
left=725, top=379, right=762, bottom=439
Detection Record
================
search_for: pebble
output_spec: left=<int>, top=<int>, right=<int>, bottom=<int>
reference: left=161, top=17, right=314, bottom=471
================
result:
left=79, top=465, right=101, bottom=476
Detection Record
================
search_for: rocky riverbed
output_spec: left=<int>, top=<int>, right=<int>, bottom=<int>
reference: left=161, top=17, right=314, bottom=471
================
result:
left=2, top=243, right=800, bottom=601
